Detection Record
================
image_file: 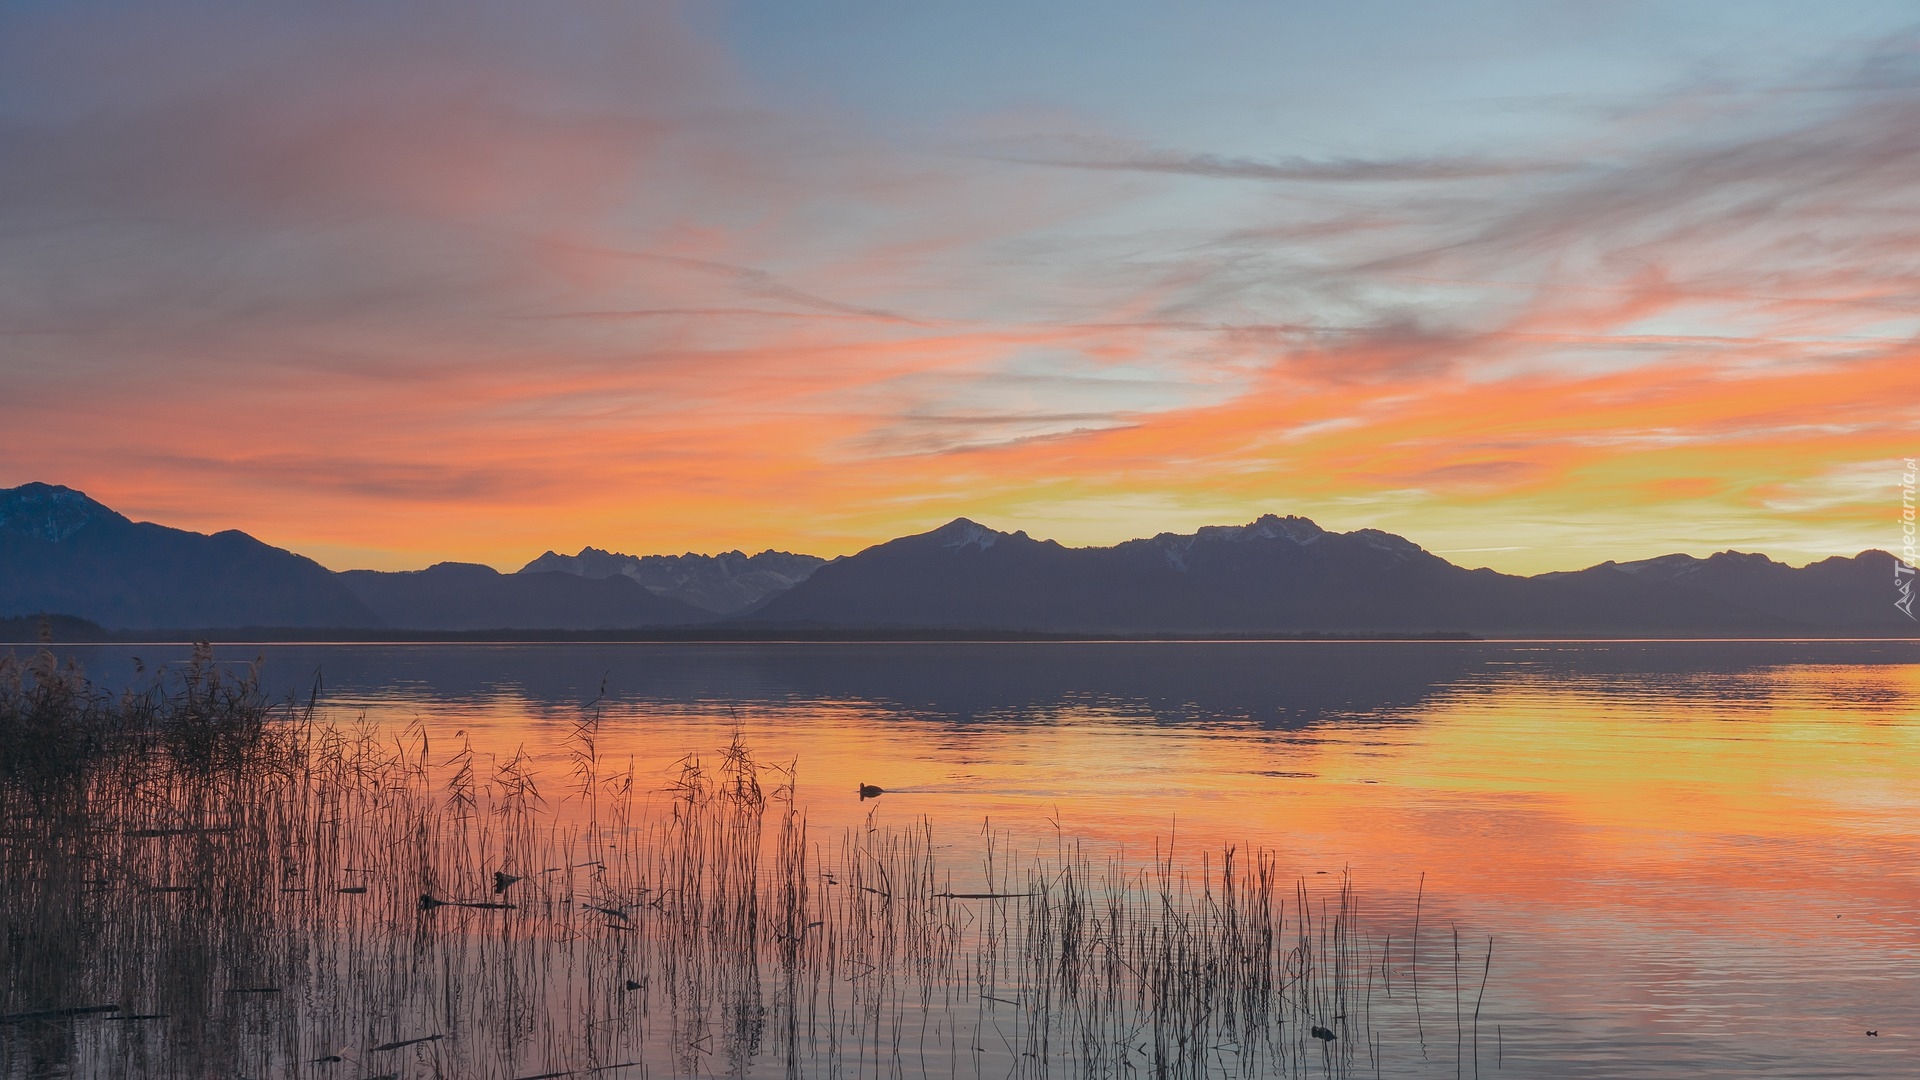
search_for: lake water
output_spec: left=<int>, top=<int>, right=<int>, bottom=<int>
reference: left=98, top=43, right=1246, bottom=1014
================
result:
left=21, top=639, right=1920, bottom=1077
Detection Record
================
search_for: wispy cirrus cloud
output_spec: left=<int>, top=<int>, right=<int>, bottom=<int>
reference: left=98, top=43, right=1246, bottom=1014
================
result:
left=981, top=134, right=1572, bottom=183
left=0, top=4, right=1916, bottom=571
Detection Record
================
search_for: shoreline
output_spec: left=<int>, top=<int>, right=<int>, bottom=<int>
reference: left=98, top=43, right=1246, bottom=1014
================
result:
left=8, top=628, right=1920, bottom=646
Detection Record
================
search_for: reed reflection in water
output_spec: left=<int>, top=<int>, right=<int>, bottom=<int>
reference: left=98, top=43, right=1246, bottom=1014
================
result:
left=1, top=649, right=1483, bottom=1079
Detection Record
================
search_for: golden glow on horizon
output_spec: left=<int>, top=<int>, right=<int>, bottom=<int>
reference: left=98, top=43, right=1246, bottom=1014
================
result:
left=19, top=323, right=1910, bottom=574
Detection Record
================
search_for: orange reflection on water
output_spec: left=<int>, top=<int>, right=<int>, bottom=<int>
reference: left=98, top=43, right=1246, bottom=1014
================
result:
left=55, top=639, right=1920, bottom=1075
left=354, top=655, right=1920, bottom=932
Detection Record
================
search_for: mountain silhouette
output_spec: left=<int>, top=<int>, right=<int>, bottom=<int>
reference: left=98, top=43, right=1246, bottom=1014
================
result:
left=0, top=483, right=377, bottom=629
left=519, top=546, right=825, bottom=615
left=338, top=563, right=713, bottom=631
left=750, top=515, right=1909, bottom=636
left=1538, top=550, right=1909, bottom=630
left=2, top=484, right=1910, bottom=636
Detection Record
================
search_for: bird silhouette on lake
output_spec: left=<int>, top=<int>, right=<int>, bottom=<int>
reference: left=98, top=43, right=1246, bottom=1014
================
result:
left=858, top=784, right=884, bottom=800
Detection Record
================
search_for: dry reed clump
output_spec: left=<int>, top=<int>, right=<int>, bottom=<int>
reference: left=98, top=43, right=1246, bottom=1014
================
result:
left=0, top=650, right=1480, bottom=1080
left=0, top=643, right=294, bottom=783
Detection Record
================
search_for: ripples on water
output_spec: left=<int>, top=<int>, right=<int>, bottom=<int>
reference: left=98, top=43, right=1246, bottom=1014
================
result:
left=4, top=640, right=1916, bottom=1077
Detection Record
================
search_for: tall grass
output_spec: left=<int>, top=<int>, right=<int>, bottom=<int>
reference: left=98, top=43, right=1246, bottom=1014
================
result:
left=0, top=648, right=1470, bottom=1078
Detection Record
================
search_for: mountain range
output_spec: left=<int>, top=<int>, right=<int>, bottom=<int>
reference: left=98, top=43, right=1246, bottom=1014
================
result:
left=1, top=482, right=1911, bottom=637
left=746, top=516, right=1909, bottom=635
left=519, top=547, right=825, bottom=615
left=337, top=563, right=711, bottom=631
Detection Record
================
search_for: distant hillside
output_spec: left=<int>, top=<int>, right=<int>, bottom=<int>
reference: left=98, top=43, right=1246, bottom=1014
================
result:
left=339, top=563, right=714, bottom=631
left=0, top=483, right=379, bottom=629
left=0, top=613, right=111, bottom=643
left=1539, top=550, right=1909, bottom=630
left=751, top=516, right=1911, bottom=636
left=520, top=547, right=826, bottom=615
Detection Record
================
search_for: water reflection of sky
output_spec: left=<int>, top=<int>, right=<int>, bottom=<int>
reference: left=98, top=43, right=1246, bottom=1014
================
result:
left=46, top=638, right=1920, bottom=719
left=29, top=639, right=1920, bottom=1076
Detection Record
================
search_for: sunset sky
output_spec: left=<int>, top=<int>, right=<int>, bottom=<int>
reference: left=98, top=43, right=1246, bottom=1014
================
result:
left=3, top=1, right=1918, bottom=573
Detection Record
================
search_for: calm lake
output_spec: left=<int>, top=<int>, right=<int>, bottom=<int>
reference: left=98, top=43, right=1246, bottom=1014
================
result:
left=20, top=639, right=1920, bottom=1078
